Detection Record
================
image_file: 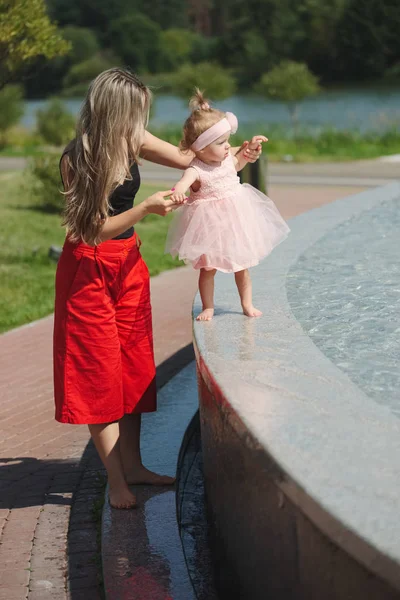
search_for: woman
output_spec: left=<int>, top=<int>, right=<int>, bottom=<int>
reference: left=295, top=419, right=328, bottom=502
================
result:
left=54, top=68, right=262, bottom=509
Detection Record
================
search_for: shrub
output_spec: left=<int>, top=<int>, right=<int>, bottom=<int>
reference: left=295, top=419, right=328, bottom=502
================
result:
left=29, top=154, right=64, bottom=213
left=0, top=85, right=24, bottom=147
left=62, top=54, right=115, bottom=89
left=36, top=98, right=76, bottom=146
left=172, top=62, right=236, bottom=101
left=160, top=28, right=194, bottom=71
left=61, top=26, right=100, bottom=65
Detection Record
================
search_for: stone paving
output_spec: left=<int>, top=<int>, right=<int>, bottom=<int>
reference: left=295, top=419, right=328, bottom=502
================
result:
left=0, top=267, right=197, bottom=600
left=0, top=178, right=368, bottom=597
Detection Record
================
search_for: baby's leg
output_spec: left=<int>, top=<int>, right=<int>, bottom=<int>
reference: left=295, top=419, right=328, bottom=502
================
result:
left=234, top=269, right=262, bottom=317
left=197, top=268, right=217, bottom=321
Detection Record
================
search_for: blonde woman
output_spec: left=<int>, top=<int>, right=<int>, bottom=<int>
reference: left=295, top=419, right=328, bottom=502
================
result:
left=54, top=68, right=262, bottom=509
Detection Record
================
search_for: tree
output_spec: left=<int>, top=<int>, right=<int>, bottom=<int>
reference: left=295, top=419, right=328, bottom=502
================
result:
left=299, top=0, right=348, bottom=78
left=172, top=62, right=236, bottom=101
left=258, top=61, right=320, bottom=132
left=0, top=0, right=70, bottom=89
left=61, top=26, right=99, bottom=66
left=108, top=13, right=161, bottom=73
left=25, top=26, right=100, bottom=98
left=46, top=0, right=83, bottom=28
left=160, top=29, right=193, bottom=71
left=188, top=0, right=213, bottom=35
left=137, top=0, right=189, bottom=30
left=0, top=84, right=24, bottom=146
left=213, top=0, right=307, bottom=84
left=333, top=0, right=400, bottom=81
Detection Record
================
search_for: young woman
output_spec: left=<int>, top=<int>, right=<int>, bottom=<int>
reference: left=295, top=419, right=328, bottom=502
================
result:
left=54, top=68, right=262, bottom=509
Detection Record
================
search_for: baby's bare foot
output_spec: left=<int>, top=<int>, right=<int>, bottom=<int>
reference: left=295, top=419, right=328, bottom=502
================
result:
left=125, top=466, right=175, bottom=486
left=196, top=308, right=214, bottom=321
left=242, top=305, right=263, bottom=317
left=109, top=485, right=137, bottom=509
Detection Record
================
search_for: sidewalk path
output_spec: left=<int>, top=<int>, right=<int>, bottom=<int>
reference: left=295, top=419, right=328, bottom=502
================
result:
left=139, top=157, right=399, bottom=187
left=0, top=267, right=197, bottom=600
left=0, top=172, right=370, bottom=598
left=1, top=155, right=399, bottom=186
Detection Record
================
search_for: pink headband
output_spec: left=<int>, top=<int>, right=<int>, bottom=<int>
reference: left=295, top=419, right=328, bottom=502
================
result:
left=191, top=112, right=238, bottom=151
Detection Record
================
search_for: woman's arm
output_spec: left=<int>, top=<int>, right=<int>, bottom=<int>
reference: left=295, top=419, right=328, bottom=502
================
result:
left=140, top=131, right=194, bottom=169
left=99, top=190, right=174, bottom=242
left=61, top=156, right=176, bottom=243
left=140, top=131, right=263, bottom=169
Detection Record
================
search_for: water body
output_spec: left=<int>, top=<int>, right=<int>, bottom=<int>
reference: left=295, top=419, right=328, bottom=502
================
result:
left=22, top=86, right=400, bottom=132
left=287, top=196, right=400, bottom=416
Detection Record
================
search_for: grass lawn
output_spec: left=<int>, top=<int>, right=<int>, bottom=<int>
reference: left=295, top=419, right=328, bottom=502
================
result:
left=0, top=171, right=182, bottom=333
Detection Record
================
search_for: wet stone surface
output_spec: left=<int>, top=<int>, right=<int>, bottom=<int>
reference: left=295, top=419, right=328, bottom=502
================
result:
left=287, top=196, right=400, bottom=416
left=177, top=413, right=219, bottom=600
left=102, top=362, right=199, bottom=600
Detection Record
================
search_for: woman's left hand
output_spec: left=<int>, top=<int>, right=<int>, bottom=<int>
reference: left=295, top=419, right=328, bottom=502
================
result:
left=240, top=140, right=264, bottom=163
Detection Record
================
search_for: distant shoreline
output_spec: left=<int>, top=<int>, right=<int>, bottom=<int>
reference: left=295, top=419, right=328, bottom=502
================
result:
left=21, top=87, right=400, bottom=133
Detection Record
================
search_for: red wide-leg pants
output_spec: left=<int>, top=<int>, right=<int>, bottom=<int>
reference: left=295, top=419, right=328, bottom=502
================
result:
left=53, top=234, right=156, bottom=424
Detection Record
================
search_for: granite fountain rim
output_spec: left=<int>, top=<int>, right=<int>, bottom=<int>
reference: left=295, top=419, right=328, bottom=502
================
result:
left=193, top=181, right=400, bottom=591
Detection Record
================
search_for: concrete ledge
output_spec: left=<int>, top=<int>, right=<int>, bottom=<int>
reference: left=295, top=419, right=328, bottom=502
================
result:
left=176, top=411, right=219, bottom=600
left=193, top=182, right=400, bottom=599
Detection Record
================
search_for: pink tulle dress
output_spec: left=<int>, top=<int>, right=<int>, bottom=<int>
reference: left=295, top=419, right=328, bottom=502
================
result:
left=165, top=154, right=290, bottom=273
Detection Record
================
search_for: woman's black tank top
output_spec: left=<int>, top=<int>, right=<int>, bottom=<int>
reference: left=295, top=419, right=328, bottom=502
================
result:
left=59, top=150, right=140, bottom=240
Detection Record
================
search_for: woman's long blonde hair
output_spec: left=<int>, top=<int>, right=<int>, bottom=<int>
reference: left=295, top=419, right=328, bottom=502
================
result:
left=62, top=68, right=152, bottom=245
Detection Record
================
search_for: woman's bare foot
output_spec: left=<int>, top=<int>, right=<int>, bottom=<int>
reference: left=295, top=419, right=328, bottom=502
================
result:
left=125, top=465, right=176, bottom=486
left=196, top=308, right=214, bottom=321
left=242, top=305, right=263, bottom=317
left=109, top=485, right=137, bottom=509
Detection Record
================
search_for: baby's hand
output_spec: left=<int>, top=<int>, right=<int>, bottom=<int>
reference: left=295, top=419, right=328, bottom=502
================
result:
left=170, top=191, right=187, bottom=204
left=247, top=135, right=268, bottom=151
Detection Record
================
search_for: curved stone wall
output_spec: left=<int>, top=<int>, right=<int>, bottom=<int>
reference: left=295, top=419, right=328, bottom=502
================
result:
left=193, top=183, right=400, bottom=600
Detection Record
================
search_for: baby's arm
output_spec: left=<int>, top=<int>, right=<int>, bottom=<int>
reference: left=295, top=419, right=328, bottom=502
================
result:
left=234, top=135, right=268, bottom=172
left=171, top=167, right=199, bottom=203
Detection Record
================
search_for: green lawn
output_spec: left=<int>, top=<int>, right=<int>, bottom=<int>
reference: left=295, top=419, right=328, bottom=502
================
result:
left=0, top=172, right=182, bottom=333
left=3, top=123, right=400, bottom=163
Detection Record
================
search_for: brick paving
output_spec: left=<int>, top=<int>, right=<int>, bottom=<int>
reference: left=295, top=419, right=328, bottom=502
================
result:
left=0, top=181, right=366, bottom=597
left=0, top=266, right=197, bottom=600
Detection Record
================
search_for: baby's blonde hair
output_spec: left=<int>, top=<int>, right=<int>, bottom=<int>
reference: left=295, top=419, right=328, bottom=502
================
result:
left=179, top=88, right=226, bottom=152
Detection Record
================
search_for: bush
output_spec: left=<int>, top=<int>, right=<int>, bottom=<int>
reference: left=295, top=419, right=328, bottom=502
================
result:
left=1, top=126, right=42, bottom=153
left=189, top=35, right=219, bottom=64
left=36, top=99, right=75, bottom=147
left=62, top=54, right=115, bottom=89
left=29, top=154, right=64, bottom=213
left=160, top=28, right=195, bottom=71
left=62, top=26, right=100, bottom=65
left=172, top=62, right=236, bottom=101
left=141, top=72, right=175, bottom=94
left=385, top=62, right=400, bottom=81
left=0, top=85, right=24, bottom=147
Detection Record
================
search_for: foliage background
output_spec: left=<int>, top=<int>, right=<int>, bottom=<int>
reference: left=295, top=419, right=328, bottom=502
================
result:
left=16, top=0, right=400, bottom=99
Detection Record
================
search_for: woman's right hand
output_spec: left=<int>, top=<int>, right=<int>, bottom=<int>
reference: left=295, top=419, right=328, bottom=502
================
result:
left=143, top=190, right=177, bottom=216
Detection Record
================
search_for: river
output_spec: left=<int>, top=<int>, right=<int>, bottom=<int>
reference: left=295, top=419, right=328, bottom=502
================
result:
left=22, top=87, right=400, bottom=133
